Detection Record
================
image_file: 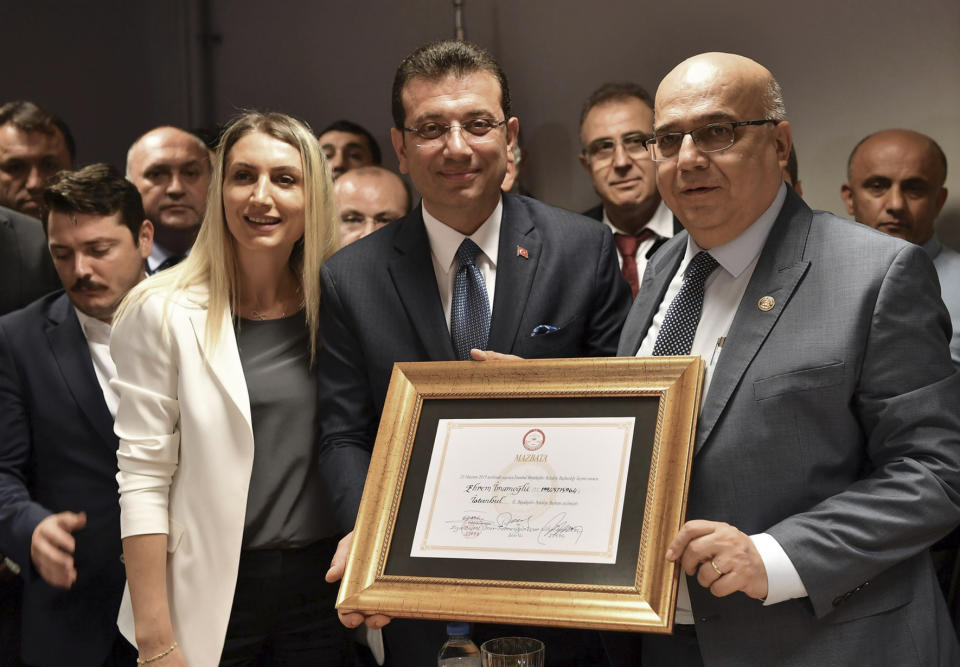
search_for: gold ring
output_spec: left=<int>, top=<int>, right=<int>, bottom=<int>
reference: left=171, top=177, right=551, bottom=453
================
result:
left=710, top=560, right=723, bottom=576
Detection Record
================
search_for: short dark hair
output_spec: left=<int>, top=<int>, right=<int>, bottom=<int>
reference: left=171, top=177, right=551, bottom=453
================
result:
left=318, top=119, right=382, bottom=164
left=43, top=163, right=145, bottom=242
left=786, top=144, right=799, bottom=186
left=391, top=40, right=510, bottom=130
left=0, top=100, right=76, bottom=163
left=579, top=82, right=654, bottom=131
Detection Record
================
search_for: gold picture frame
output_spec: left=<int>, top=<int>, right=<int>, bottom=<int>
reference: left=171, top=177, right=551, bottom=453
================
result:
left=336, top=356, right=703, bottom=633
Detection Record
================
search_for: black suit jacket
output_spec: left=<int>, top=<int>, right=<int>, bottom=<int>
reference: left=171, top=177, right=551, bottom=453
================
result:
left=0, top=206, right=60, bottom=316
left=0, top=291, right=126, bottom=667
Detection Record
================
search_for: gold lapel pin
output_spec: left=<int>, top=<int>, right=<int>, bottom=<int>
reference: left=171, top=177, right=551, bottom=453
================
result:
left=758, top=296, right=775, bottom=311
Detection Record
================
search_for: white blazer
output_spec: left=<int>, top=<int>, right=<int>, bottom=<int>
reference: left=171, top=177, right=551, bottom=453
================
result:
left=111, top=283, right=254, bottom=667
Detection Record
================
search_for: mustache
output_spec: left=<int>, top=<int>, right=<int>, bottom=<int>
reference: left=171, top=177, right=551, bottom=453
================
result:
left=70, top=277, right=106, bottom=292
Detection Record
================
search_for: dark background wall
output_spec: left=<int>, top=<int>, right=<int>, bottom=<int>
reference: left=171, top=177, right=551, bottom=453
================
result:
left=3, top=0, right=959, bottom=243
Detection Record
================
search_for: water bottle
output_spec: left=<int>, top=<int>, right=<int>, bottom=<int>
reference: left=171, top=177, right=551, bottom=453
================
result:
left=438, top=621, right=482, bottom=666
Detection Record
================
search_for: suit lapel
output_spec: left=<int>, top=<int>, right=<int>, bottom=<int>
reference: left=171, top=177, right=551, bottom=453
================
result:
left=488, top=196, right=542, bottom=352
left=387, top=209, right=456, bottom=361
left=45, top=293, right=116, bottom=447
left=616, top=235, right=685, bottom=356
left=694, top=191, right=812, bottom=454
left=187, top=303, right=253, bottom=426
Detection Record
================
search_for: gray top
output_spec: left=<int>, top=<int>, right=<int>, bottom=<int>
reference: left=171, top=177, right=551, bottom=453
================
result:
left=236, top=313, right=333, bottom=549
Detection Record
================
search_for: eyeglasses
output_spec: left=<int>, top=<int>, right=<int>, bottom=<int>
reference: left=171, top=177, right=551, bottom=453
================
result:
left=645, top=120, right=778, bottom=162
left=583, top=132, right=652, bottom=166
left=403, top=118, right=507, bottom=147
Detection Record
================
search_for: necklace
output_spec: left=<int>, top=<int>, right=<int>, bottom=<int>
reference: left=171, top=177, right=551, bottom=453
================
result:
left=249, top=307, right=285, bottom=321
left=242, top=283, right=301, bottom=321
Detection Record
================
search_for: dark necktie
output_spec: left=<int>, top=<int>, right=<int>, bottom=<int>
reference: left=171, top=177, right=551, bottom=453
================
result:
left=651, top=251, right=719, bottom=356
left=614, top=229, right=655, bottom=299
left=450, top=239, right=491, bottom=360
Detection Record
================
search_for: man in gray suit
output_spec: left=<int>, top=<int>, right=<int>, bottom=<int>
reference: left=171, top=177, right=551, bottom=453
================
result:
left=615, top=52, right=960, bottom=665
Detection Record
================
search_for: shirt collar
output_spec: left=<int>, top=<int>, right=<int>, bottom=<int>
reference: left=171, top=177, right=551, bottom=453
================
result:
left=74, top=306, right=112, bottom=344
left=422, top=198, right=502, bottom=272
left=602, top=199, right=676, bottom=239
left=147, top=242, right=190, bottom=272
left=686, top=182, right=788, bottom=278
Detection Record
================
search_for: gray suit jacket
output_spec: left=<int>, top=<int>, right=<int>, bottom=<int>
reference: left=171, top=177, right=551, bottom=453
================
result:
left=618, top=189, right=960, bottom=666
left=0, top=206, right=59, bottom=316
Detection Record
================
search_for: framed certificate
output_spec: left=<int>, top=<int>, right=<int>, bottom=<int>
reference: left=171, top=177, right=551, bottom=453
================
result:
left=336, top=356, right=703, bottom=633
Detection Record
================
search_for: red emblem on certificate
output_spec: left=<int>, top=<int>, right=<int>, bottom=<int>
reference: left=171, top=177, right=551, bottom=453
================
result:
left=522, top=428, right=545, bottom=451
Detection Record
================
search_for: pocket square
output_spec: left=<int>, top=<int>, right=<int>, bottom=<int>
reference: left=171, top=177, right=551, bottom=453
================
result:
left=530, top=324, right=559, bottom=337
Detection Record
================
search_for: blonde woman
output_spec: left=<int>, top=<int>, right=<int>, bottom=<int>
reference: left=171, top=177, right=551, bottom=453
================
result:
left=111, top=111, right=347, bottom=666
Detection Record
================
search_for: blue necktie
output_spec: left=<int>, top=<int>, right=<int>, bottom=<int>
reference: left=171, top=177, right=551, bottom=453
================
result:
left=451, top=239, right=491, bottom=360
left=652, top=251, right=719, bottom=356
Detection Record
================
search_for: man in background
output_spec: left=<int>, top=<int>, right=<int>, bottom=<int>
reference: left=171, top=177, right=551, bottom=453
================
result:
left=0, top=101, right=74, bottom=219
left=0, top=100, right=73, bottom=664
left=333, top=166, right=410, bottom=246
left=579, top=82, right=681, bottom=298
left=319, top=119, right=381, bottom=180
left=842, top=128, right=957, bottom=365
left=126, top=126, right=211, bottom=273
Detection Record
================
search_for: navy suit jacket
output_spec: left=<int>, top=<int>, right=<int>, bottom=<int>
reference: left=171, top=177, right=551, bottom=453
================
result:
left=617, top=189, right=960, bottom=666
left=317, top=193, right=631, bottom=531
left=316, top=194, right=630, bottom=666
left=0, top=206, right=60, bottom=316
left=0, top=291, right=126, bottom=667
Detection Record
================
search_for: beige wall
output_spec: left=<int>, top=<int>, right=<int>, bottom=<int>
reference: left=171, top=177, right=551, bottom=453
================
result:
left=4, top=0, right=959, bottom=242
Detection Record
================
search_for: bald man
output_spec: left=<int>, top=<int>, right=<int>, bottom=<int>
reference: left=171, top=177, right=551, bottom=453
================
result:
left=333, top=166, right=410, bottom=246
left=843, top=129, right=958, bottom=365
left=613, top=52, right=960, bottom=665
left=126, top=126, right=211, bottom=273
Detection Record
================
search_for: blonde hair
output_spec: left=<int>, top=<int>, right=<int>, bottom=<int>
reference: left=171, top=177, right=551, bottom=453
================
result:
left=117, top=110, right=339, bottom=362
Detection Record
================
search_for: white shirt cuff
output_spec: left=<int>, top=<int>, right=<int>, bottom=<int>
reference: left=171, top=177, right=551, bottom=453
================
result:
left=750, top=532, right=808, bottom=605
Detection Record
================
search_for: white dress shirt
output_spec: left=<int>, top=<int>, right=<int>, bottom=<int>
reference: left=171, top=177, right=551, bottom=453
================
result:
left=602, top=198, right=676, bottom=278
left=422, top=199, right=501, bottom=330
left=635, top=184, right=807, bottom=623
left=74, top=307, right=119, bottom=418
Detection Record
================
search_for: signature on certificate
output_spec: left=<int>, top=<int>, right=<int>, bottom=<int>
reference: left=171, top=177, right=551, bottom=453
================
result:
left=446, top=511, right=583, bottom=545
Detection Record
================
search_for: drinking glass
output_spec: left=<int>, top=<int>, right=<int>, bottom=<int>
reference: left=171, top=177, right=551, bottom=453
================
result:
left=480, top=637, right=545, bottom=667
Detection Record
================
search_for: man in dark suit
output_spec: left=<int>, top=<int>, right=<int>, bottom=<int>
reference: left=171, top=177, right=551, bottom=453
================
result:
left=0, top=101, right=74, bottom=219
left=125, top=126, right=211, bottom=274
left=614, top=51, right=960, bottom=665
left=0, top=100, right=73, bottom=666
left=579, top=83, right=682, bottom=298
left=0, top=164, right=153, bottom=667
left=0, top=205, right=60, bottom=315
left=320, top=40, right=630, bottom=666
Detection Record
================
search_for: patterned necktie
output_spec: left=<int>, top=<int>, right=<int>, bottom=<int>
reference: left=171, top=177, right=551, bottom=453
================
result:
left=651, top=251, right=719, bottom=356
left=450, top=238, right=491, bottom=360
left=614, top=229, right=656, bottom=299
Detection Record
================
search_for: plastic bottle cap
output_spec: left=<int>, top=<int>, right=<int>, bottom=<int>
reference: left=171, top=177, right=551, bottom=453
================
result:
left=446, top=621, right=471, bottom=636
